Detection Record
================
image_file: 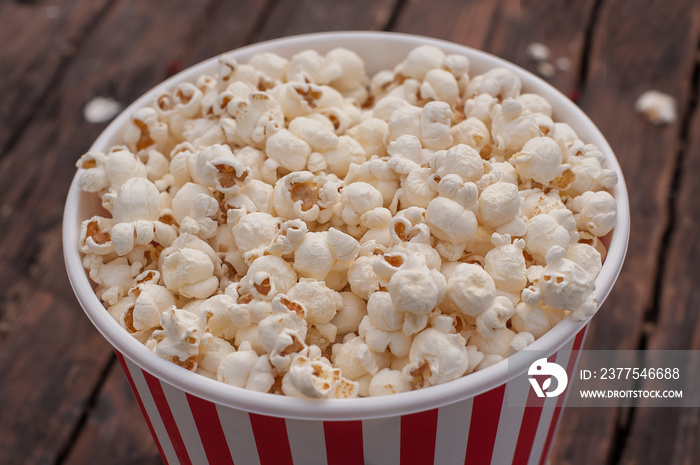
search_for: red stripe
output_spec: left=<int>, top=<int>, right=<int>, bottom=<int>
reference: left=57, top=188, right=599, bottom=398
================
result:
left=186, top=393, right=235, bottom=465
left=324, top=421, right=364, bottom=465
left=511, top=355, right=556, bottom=465
left=400, top=409, right=439, bottom=465
left=538, top=326, right=588, bottom=465
left=115, top=351, right=170, bottom=465
left=249, top=413, right=293, bottom=465
left=143, top=370, right=193, bottom=465
left=464, top=384, right=506, bottom=465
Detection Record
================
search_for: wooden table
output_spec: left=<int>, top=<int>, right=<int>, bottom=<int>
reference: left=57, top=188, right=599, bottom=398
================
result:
left=0, top=0, right=698, bottom=463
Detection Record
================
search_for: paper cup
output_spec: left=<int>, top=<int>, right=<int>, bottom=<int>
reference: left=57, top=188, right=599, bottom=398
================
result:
left=63, top=32, right=630, bottom=465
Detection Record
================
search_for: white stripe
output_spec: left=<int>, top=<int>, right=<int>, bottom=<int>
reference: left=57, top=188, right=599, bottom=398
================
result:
left=489, top=376, right=529, bottom=464
left=159, top=381, right=209, bottom=465
left=527, top=339, right=575, bottom=465
left=362, top=416, right=400, bottom=465
left=433, top=397, right=473, bottom=464
left=124, top=359, right=180, bottom=465
left=286, top=419, right=328, bottom=465
left=216, top=404, right=261, bottom=465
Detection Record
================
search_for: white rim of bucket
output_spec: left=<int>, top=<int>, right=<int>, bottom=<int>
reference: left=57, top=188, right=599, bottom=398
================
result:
left=63, top=31, right=630, bottom=421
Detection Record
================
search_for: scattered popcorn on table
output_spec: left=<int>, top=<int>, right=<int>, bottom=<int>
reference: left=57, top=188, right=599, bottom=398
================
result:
left=84, top=96, right=123, bottom=124
left=76, top=45, right=618, bottom=398
left=634, top=90, right=677, bottom=125
left=526, top=43, right=550, bottom=63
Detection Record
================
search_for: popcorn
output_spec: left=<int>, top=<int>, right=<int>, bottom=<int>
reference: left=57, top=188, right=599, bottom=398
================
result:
left=80, top=216, right=115, bottom=256
left=425, top=175, right=478, bottom=247
left=404, top=316, right=469, bottom=388
left=444, top=263, right=496, bottom=317
left=322, top=135, right=366, bottom=177
left=218, top=342, right=275, bottom=392
left=257, top=295, right=309, bottom=371
left=195, top=144, right=251, bottom=194
left=265, top=129, right=312, bottom=172
left=395, top=45, right=445, bottom=81
left=126, top=270, right=177, bottom=334
left=77, top=44, right=619, bottom=398
left=469, top=68, right=521, bottom=101
left=327, top=48, right=368, bottom=103
left=199, top=337, right=235, bottom=374
left=566, top=243, right=603, bottom=279
left=332, top=292, right=368, bottom=338
left=432, top=144, right=485, bottom=183
left=450, top=118, right=491, bottom=156
left=368, top=368, right=412, bottom=396
left=287, top=278, right=343, bottom=326
left=570, top=190, right=617, bottom=236
left=523, top=246, right=597, bottom=321
left=83, top=255, right=138, bottom=306
left=490, top=99, right=540, bottom=155
left=484, top=233, right=527, bottom=293
left=76, top=146, right=147, bottom=193
left=203, top=293, right=251, bottom=340
left=282, top=355, right=355, bottom=399
left=478, top=181, right=521, bottom=229
left=273, top=171, right=340, bottom=224
left=420, top=69, right=459, bottom=107
left=123, top=107, right=169, bottom=154
left=150, top=306, right=212, bottom=369
left=420, top=101, right=454, bottom=150
left=331, top=334, right=390, bottom=380
left=509, top=136, right=564, bottom=185
left=160, top=227, right=221, bottom=299
left=634, top=90, right=677, bottom=125
left=171, top=182, right=219, bottom=238
left=523, top=209, right=578, bottom=263
left=229, top=210, right=280, bottom=257
left=287, top=49, right=343, bottom=85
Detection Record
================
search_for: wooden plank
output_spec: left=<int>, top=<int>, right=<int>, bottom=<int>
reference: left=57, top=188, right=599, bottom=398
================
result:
left=0, top=290, right=115, bottom=465
left=0, top=0, right=246, bottom=463
left=63, top=362, right=163, bottom=465
left=181, top=0, right=270, bottom=66
left=390, top=0, right=500, bottom=50
left=618, top=30, right=700, bottom=465
left=487, top=0, right=598, bottom=95
left=0, top=0, right=113, bottom=154
left=547, top=0, right=700, bottom=464
left=254, top=0, right=397, bottom=42
left=5, top=1, right=403, bottom=464
left=0, top=0, right=220, bottom=340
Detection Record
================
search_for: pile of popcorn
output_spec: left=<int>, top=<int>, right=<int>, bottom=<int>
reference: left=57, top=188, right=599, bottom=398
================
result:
left=76, top=45, right=618, bottom=399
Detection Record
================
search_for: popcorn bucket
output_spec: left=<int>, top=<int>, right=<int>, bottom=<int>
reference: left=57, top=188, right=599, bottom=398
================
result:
left=111, top=327, right=588, bottom=465
left=63, top=32, right=630, bottom=465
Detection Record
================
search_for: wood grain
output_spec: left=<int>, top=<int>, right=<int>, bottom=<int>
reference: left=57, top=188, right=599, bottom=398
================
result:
left=390, top=0, right=500, bottom=50
left=487, top=0, right=598, bottom=95
left=549, top=0, right=700, bottom=464
left=0, top=0, right=220, bottom=341
left=0, top=0, right=113, bottom=154
left=0, top=0, right=698, bottom=463
left=619, top=27, right=700, bottom=465
left=20, top=1, right=400, bottom=463
left=254, top=0, right=398, bottom=42
left=0, top=0, right=235, bottom=462
left=63, top=361, right=163, bottom=465
left=0, top=291, right=115, bottom=465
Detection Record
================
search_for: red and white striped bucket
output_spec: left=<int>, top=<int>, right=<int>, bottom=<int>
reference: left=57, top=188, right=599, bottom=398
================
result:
left=63, top=32, right=630, bottom=465
left=114, top=326, right=587, bottom=465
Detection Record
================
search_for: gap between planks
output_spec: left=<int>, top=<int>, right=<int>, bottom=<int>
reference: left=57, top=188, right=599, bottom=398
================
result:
left=0, top=0, right=118, bottom=164
left=53, top=354, right=118, bottom=465
left=604, top=34, right=700, bottom=465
